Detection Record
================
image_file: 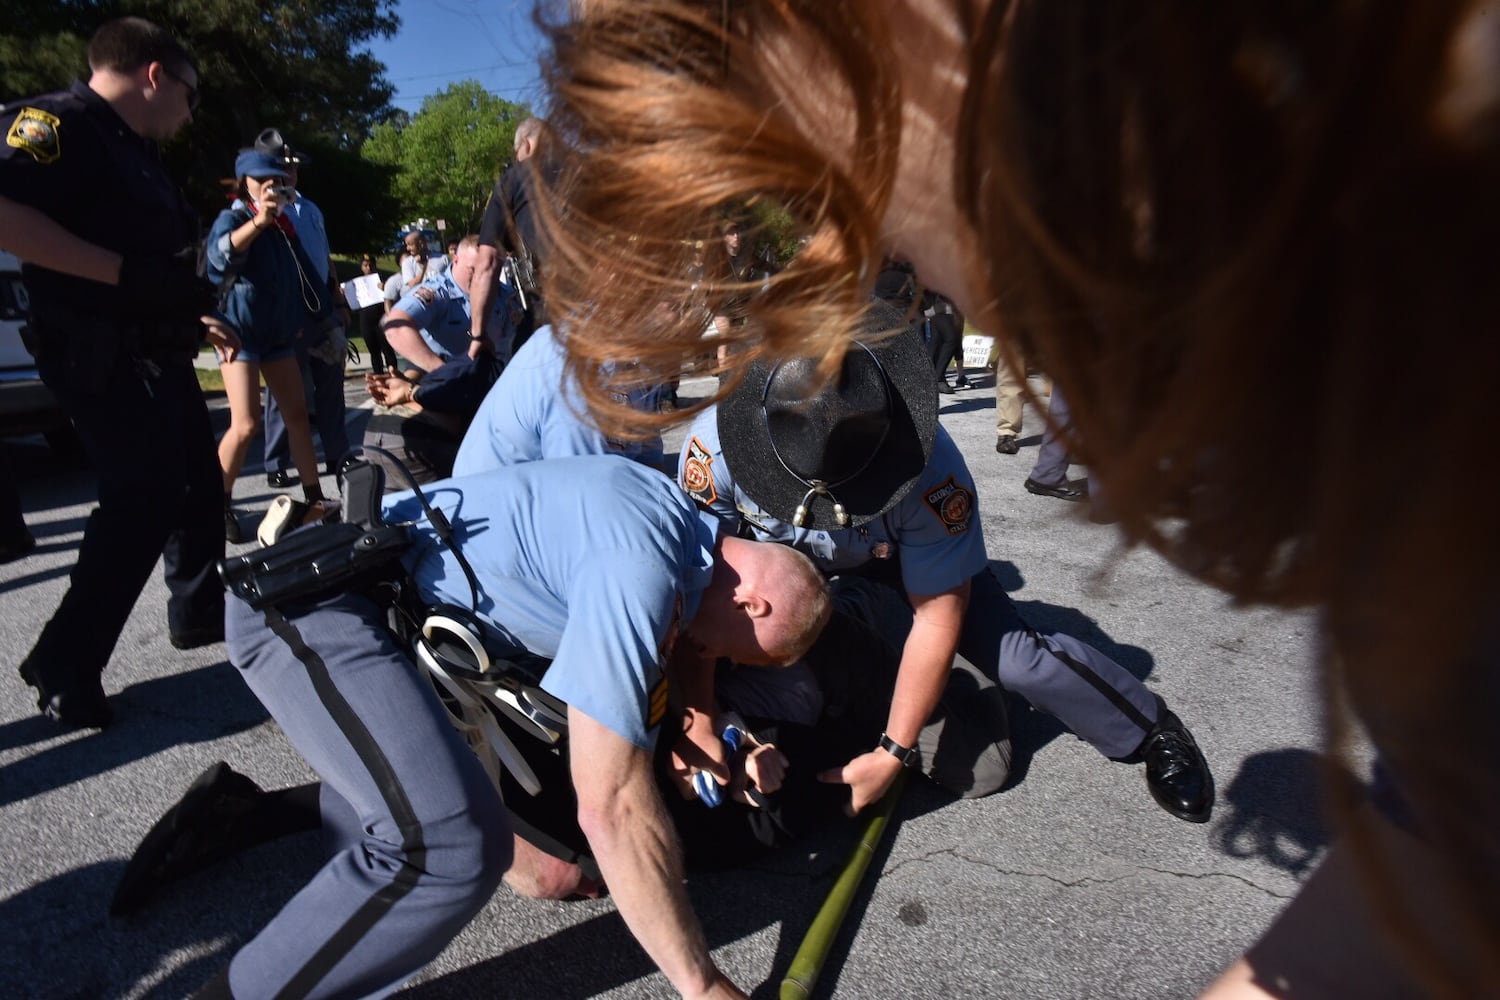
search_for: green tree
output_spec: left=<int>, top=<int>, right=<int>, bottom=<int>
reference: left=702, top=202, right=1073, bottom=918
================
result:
left=363, top=82, right=531, bottom=237
left=0, top=0, right=404, bottom=247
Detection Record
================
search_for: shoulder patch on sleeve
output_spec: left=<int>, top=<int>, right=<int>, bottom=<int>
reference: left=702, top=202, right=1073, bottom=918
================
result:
left=6, top=107, right=61, bottom=164
left=923, top=476, right=975, bottom=535
left=647, top=673, right=670, bottom=730
left=681, top=436, right=717, bottom=507
left=647, top=593, right=684, bottom=731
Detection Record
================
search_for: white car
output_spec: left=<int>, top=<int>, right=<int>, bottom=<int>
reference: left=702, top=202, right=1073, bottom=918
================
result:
left=0, top=249, right=71, bottom=446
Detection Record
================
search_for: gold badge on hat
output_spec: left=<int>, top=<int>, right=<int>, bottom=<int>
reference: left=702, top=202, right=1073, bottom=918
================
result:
left=6, top=107, right=61, bottom=164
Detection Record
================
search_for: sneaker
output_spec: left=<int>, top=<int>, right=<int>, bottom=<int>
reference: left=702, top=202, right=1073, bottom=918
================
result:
left=265, top=469, right=294, bottom=489
left=257, top=495, right=341, bottom=548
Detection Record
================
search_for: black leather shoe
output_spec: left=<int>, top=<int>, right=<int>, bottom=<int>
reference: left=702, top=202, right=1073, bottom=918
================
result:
left=18, top=658, right=112, bottom=730
left=995, top=435, right=1019, bottom=455
left=111, top=762, right=268, bottom=915
left=224, top=502, right=244, bottom=545
left=0, top=530, right=36, bottom=564
left=170, top=622, right=225, bottom=650
left=1024, top=477, right=1089, bottom=502
left=936, top=382, right=955, bottom=394
left=1139, top=710, right=1214, bottom=823
left=265, top=469, right=294, bottom=488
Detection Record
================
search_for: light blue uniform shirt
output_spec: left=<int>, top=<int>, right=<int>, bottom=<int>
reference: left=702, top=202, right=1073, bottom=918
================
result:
left=384, top=457, right=715, bottom=748
left=453, top=325, right=665, bottom=476
left=394, top=270, right=518, bottom=363
left=679, top=408, right=987, bottom=596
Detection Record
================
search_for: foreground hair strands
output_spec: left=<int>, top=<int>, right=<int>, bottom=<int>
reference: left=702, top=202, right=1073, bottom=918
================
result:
left=539, top=0, right=902, bottom=431
left=540, top=1, right=1500, bottom=994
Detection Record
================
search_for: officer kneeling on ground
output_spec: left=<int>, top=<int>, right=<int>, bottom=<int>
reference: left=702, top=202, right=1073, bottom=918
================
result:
left=680, top=302, right=1215, bottom=823
left=125, top=455, right=829, bottom=999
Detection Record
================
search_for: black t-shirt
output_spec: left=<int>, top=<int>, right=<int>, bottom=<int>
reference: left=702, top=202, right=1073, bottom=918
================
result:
left=0, top=81, right=198, bottom=318
left=477, top=155, right=560, bottom=271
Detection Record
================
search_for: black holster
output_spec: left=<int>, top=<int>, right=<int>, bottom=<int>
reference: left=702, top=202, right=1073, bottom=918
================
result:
left=218, top=522, right=413, bottom=611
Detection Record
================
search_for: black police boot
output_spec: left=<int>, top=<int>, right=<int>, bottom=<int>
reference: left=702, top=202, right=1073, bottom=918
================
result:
left=111, top=762, right=270, bottom=915
left=224, top=500, right=244, bottom=545
left=169, top=621, right=225, bottom=651
left=1136, top=708, right=1214, bottom=823
left=18, top=656, right=112, bottom=730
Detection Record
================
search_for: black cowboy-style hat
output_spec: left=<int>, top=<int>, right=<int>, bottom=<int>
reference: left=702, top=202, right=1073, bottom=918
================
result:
left=717, top=298, right=938, bottom=530
left=254, top=127, right=309, bottom=166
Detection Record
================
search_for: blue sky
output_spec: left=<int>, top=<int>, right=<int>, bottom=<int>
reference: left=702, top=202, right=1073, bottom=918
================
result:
left=365, top=0, right=549, bottom=116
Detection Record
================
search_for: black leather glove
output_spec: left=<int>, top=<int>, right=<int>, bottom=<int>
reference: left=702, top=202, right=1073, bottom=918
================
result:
left=118, top=252, right=218, bottom=325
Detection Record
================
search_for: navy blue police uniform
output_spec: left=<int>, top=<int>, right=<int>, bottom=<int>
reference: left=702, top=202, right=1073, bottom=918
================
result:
left=2, top=83, right=224, bottom=727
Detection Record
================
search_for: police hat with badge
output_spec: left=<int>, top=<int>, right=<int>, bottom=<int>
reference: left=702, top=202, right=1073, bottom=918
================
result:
left=254, top=126, right=308, bottom=166
left=717, top=298, right=938, bottom=530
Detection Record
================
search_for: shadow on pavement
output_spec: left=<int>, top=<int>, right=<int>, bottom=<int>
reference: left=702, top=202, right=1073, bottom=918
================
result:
left=1213, top=747, right=1346, bottom=877
left=0, top=660, right=269, bottom=807
left=0, top=839, right=322, bottom=1000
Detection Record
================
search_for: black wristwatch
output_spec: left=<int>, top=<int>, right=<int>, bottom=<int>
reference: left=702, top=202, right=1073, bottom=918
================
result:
left=466, top=330, right=486, bottom=341
left=877, top=732, right=920, bottom=768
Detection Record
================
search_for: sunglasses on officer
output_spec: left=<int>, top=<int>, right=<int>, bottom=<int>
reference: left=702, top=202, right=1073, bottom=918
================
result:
left=162, top=66, right=201, bottom=113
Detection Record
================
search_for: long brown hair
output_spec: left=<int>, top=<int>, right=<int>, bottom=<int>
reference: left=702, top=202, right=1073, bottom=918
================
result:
left=962, top=2, right=1500, bottom=991
left=538, top=0, right=899, bottom=425
left=541, top=3, right=1500, bottom=990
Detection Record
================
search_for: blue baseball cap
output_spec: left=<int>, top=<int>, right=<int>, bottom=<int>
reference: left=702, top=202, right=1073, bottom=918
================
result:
left=234, top=149, right=291, bottom=180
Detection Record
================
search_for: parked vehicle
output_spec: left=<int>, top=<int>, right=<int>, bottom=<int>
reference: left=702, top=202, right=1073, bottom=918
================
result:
left=0, top=250, right=73, bottom=448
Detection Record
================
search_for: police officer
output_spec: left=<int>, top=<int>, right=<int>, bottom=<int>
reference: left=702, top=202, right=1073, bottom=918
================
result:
left=452, top=323, right=665, bottom=476
left=381, top=234, right=520, bottom=371
left=469, top=117, right=556, bottom=357
left=361, top=235, right=521, bottom=481
left=0, top=17, right=235, bottom=729
left=679, top=303, right=1216, bottom=823
left=188, top=457, right=827, bottom=997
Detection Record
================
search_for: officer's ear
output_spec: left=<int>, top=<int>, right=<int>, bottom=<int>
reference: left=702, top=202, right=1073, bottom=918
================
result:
left=733, top=593, right=771, bottom=620
left=143, top=60, right=167, bottom=94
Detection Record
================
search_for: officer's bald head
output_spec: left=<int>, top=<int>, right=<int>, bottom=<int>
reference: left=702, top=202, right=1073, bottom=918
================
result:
left=696, top=536, right=831, bottom=666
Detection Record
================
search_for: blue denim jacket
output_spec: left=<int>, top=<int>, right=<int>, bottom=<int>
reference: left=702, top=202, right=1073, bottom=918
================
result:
left=206, top=207, right=329, bottom=355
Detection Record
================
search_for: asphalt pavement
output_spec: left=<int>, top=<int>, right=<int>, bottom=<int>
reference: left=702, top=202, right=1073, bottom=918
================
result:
left=0, top=365, right=1334, bottom=999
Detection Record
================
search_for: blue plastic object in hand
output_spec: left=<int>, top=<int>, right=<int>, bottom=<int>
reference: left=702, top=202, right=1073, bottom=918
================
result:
left=692, top=714, right=747, bottom=808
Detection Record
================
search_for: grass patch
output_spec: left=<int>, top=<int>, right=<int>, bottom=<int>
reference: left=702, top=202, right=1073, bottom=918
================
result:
left=195, top=336, right=370, bottom=395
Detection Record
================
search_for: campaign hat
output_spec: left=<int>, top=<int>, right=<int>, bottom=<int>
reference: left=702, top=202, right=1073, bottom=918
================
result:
left=717, top=299, right=937, bottom=530
left=254, top=127, right=309, bottom=165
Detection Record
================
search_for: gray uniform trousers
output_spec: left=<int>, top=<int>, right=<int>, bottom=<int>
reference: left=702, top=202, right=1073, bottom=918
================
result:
left=224, top=590, right=511, bottom=999
left=1028, top=385, right=1076, bottom=486
left=833, top=566, right=1160, bottom=787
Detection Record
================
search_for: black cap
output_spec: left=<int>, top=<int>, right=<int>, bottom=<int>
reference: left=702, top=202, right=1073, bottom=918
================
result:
left=717, top=299, right=938, bottom=530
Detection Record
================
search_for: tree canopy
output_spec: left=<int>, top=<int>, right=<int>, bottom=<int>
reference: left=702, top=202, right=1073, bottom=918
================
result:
left=0, top=0, right=404, bottom=251
left=363, top=82, right=531, bottom=239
